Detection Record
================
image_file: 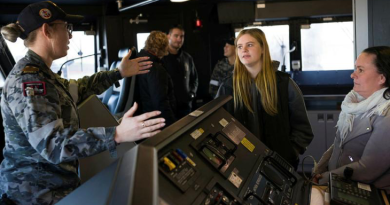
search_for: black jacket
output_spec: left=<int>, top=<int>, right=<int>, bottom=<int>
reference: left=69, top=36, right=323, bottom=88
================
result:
left=136, top=49, right=177, bottom=126
left=162, top=49, right=198, bottom=107
left=217, top=71, right=314, bottom=165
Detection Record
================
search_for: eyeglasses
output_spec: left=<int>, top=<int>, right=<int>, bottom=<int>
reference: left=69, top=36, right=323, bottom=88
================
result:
left=49, top=22, right=73, bottom=35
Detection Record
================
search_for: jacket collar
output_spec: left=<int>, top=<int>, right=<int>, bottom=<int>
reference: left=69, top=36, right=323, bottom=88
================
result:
left=168, top=48, right=183, bottom=57
left=341, top=116, right=372, bottom=145
left=139, top=49, right=161, bottom=63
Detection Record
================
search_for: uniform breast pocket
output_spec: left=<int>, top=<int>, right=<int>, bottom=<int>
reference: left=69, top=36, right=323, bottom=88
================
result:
left=60, top=96, right=78, bottom=127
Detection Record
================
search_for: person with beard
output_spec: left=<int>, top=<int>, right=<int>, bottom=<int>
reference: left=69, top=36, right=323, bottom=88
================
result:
left=162, top=25, right=198, bottom=118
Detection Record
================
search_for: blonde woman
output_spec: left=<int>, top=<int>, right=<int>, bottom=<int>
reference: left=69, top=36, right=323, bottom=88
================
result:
left=217, top=28, right=313, bottom=169
left=136, top=31, right=177, bottom=126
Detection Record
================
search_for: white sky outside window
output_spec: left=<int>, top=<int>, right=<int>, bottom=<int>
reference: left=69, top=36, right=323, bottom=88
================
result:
left=137, top=33, right=150, bottom=52
left=6, top=38, right=27, bottom=63
left=2, top=38, right=27, bottom=88
left=5, top=31, right=95, bottom=80
left=0, top=73, right=5, bottom=88
left=55, top=31, right=96, bottom=79
left=236, top=25, right=290, bottom=71
left=301, top=22, right=354, bottom=71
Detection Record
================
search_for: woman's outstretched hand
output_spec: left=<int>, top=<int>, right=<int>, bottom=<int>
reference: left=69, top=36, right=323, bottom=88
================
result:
left=115, top=102, right=165, bottom=143
left=119, top=48, right=153, bottom=77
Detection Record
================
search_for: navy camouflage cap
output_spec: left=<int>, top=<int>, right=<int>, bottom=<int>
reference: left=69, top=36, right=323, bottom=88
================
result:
left=225, top=37, right=235, bottom=46
left=16, top=1, right=84, bottom=39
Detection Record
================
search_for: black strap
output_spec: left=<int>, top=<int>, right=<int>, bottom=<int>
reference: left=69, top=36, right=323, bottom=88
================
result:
left=0, top=194, right=16, bottom=205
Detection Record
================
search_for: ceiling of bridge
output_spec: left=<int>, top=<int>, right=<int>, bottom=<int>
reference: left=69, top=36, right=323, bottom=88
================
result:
left=0, top=0, right=313, bottom=5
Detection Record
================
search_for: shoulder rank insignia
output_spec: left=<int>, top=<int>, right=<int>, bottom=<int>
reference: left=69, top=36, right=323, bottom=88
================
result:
left=23, top=81, right=46, bottom=96
left=21, top=66, right=39, bottom=75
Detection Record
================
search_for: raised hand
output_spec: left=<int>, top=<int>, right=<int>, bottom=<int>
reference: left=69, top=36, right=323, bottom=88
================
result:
left=119, top=49, right=153, bottom=77
left=115, top=102, right=165, bottom=143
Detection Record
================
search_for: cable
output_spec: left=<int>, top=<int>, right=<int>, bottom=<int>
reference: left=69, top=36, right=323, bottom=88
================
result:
left=301, top=155, right=329, bottom=187
left=57, top=53, right=100, bottom=76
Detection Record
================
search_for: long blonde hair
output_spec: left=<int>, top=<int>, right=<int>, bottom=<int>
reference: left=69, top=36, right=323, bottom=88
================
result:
left=233, top=28, right=278, bottom=115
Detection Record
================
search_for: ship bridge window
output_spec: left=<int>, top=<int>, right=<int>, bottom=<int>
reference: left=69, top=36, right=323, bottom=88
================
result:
left=5, top=37, right=26, bottom=64
left=137, top=33, right=150, bottom=52
left=235, top=25, right=290, bottom=71
left=5, top=31, right=96, bottom=79
left=301, top=21, right=353, bottom=71
left=0, top=73, right=5, bottom=88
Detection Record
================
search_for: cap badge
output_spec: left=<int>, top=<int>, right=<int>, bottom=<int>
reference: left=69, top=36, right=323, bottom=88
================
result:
left=39, top=8, right=52, bottom=19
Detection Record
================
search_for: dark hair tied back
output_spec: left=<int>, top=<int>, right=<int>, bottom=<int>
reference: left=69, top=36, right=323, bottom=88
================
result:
left=362, top=46, right=390, bottom=100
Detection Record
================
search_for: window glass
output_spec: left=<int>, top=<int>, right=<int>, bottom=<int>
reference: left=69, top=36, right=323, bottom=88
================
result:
left=5, top=31, right=96, bottom=79
left=301, top=22, right=353, bottom=70
left=55, top=31, right=96, bottom=79
left=137, top=33, right=150, bottom=52
left=236, top=25, right=290, bottom=71
left=0, top=72, right=5, bottom=88
left=5, top=38, right=27, bottom=63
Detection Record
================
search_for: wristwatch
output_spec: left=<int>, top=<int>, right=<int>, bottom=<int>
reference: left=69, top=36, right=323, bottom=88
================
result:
left=115, top=68, right=123, bottom=80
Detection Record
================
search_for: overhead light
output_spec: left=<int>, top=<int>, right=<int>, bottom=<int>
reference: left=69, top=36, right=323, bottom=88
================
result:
left=171, top=0, right=189, bottom=2
left=323, top=17, right=333, bottom=21
left=257, top=3, right=265, bottom=8
left=301, top=24, right=311, bottom=29
left=130, top=14, right=148, bottom=24
left=257, top=1, right=265, bottom=8
left=118, top=0, right=158, bottom=12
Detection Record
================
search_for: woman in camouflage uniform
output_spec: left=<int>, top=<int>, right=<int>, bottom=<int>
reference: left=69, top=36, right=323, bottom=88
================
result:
left=0, top=1, right=165, bottom=204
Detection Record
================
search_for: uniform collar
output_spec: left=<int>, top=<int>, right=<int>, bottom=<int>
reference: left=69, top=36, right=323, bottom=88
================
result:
left=26, top=49, right=56, bottom=79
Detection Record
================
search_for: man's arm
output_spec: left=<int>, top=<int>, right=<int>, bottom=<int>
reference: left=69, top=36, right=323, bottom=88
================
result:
left=288, top=78, right=314, bottom=154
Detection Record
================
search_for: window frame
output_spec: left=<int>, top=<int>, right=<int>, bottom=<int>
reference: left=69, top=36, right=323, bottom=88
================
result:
left=239, top=16, right=353, bottom=71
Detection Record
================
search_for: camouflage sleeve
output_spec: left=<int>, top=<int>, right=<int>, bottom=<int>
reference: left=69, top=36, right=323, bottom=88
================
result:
left=209, top=62, right=222, bottom=98
left=60, top=69, right=121, bottom=103
left=6, top=72, right=117, bottom=164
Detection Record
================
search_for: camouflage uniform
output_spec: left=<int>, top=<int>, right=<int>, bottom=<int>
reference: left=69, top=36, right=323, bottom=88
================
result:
left=0, top=50, right=121, bottom=205
left=209, top=58, right=234, bottom=98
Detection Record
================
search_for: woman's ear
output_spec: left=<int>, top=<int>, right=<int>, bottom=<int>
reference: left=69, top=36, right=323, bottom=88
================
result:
left=379, top=74, right=386, bottom=86
left=41, top=23, right=53, bottom=39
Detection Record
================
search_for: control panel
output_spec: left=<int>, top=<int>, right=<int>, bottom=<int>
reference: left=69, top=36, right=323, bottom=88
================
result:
left=56, top=96, right=314, bottom=205
left=330, top=173, right=389, bottom=205
left=158, top=107, right=311, bottom=205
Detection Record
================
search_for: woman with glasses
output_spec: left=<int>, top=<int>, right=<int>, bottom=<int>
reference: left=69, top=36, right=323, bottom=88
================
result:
left=0, top=1, right=165, bottom=204
left=217, top=28, right=313, bottom=170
